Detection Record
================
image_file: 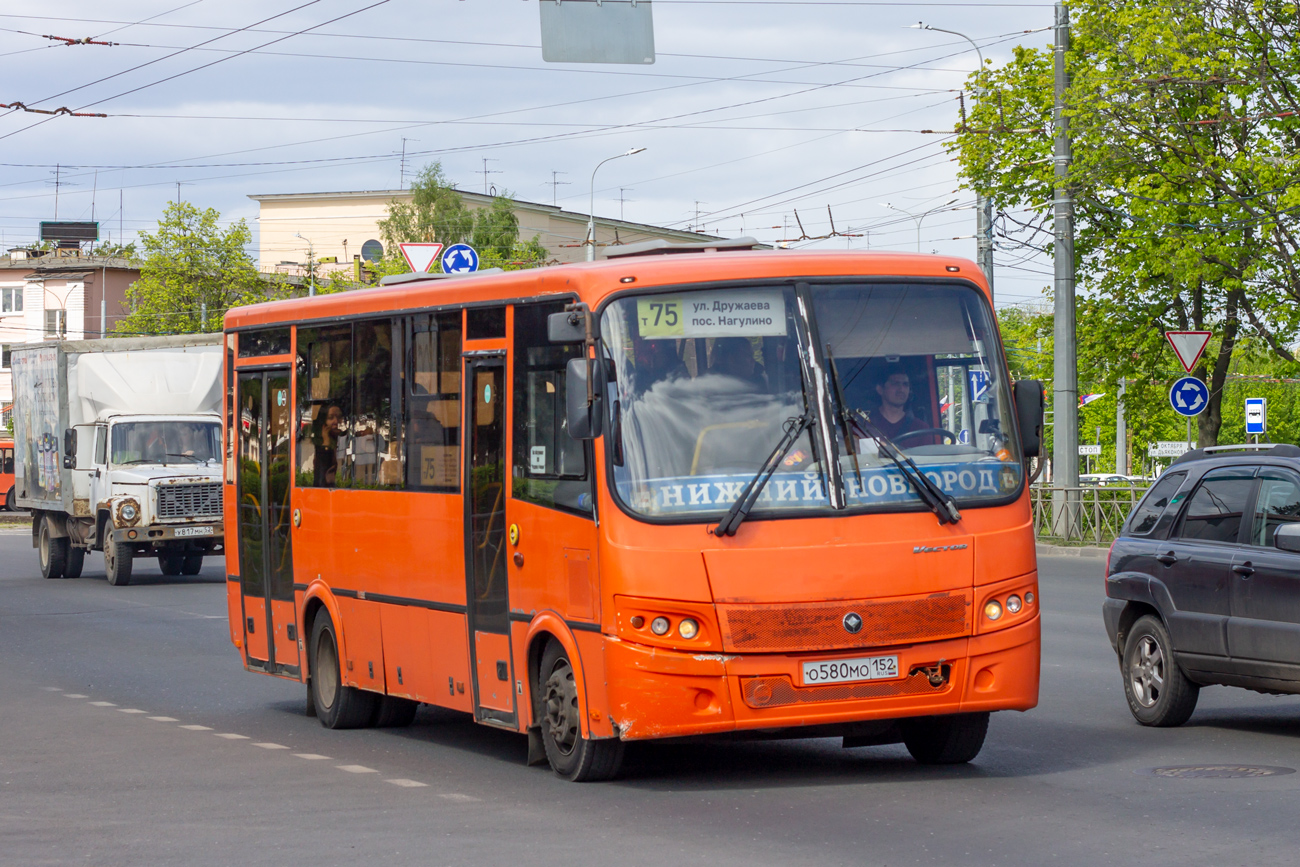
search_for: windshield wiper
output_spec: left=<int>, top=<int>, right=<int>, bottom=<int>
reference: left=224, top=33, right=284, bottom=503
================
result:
left=823, top=347, right=961, bottom=525
left=712, top=412, right=814, bottom=537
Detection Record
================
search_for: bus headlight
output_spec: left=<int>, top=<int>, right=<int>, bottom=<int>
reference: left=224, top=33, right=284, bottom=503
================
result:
left=1005, top=594, right=1023, bottom=614
left=678, top=619, right=699, bottom=640
left=984, top=600, right=1003, bottom=621
left=650, top=616, right=671, bottom=635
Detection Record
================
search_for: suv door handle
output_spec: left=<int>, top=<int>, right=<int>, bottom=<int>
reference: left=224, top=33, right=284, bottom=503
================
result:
left=1156, top=553, right=1178, bottom=566
left=1233, top=563, right=1255, bottom=577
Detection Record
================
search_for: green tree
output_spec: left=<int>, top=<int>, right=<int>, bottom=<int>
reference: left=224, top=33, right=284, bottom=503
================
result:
left=118, top=202, right=265, bottom=335
left=953, top=0, right=1300, bottom=447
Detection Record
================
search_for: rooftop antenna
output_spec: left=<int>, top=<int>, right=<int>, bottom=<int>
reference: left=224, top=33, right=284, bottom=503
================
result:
left=618, top=187, right=634, bottom=221
left=400, top=137, right=419, bottom=189
left=547, top=170, right=571, bottom=207
left=477, top=158, right=501, bottom=195
left=91, top=169, right=98, bottom=222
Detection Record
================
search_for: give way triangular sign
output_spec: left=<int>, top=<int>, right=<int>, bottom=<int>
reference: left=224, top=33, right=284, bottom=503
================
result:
left=1165, top=330, right=1212, bottom=373
left=398, top=242, right=444, bottom=273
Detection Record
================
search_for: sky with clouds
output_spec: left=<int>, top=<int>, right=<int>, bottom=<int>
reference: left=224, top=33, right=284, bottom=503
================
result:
left=0, top=0, right=1059, bottom=305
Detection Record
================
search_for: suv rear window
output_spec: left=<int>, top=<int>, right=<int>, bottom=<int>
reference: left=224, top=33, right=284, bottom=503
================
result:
left=1128, top=471, right=1186, bottom=535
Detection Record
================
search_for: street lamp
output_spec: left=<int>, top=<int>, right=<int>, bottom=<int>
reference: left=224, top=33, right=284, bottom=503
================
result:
left=908, top=22, right=994, bottom=299
left=881, top=198, right=959, bottom=252
left=295, top=232, right=316, bottom=297
left=588, top=147, right=646, bottom=262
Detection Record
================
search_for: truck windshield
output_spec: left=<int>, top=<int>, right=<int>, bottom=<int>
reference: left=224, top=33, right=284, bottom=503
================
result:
left=601, top=281, right=1023, bottom=521
left=110, top=421, right=221, bottom=465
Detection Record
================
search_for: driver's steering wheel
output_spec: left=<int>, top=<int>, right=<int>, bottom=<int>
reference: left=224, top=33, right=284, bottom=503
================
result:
left=892, top=427, right=959, bottom=446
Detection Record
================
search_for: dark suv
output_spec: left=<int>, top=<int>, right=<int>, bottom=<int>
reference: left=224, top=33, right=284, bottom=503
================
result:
left=1104, top=443, right=1300, bottom=726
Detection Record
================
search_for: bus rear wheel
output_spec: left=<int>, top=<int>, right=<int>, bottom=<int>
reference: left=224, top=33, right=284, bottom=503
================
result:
left=537, top=640, right=624, bottom=782
left=902, top=712, right=990, bottom=765
left=372, top=696, right=419, bottom=728
left=309, top=610, right=378, bottom=729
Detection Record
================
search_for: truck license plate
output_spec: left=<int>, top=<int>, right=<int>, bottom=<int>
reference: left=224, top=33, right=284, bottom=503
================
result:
left=801, top=655, right=900, bottom=686
left=173, top=526, right=214, bottom=538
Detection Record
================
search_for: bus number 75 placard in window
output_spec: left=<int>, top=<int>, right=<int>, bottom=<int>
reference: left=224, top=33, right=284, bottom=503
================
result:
left=637, top=297, right=682, bottom=337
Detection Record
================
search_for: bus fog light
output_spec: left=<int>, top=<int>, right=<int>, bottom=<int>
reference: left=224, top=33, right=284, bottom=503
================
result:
left=678, top=619, right=699, bottom=639
left=1005, top=594, right=1022, bottom=614
left=650, top=616, right=670, bottom=635
left=984, top=600, right=1003, bottom=621
left=630, top=615, right=645, bottom=629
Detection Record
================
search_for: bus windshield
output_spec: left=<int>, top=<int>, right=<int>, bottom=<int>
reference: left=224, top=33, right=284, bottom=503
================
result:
left=111, top=421, right=221, bottom=465
left=601, top=281, right=1023, bottom=521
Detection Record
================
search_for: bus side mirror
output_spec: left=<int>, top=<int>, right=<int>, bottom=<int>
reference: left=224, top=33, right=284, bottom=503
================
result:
left=549, top=310, right=587, bottom=344
left=565, top=357, right=603, bottom=440
left=62, top=428, right=76, bottom=469
left=1013, top=380, right=1044, bottom=458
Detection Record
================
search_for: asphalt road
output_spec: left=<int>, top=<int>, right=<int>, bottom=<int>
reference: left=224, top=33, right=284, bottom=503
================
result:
left=3, top=533, right=1300, bottom=867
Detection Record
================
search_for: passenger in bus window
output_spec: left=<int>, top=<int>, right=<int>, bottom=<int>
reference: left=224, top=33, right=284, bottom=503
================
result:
left=632, top=336, right=686, bottom=393
left=315, top=404, right=344, bottom=485
left=709, top=337, right=767, bottom=389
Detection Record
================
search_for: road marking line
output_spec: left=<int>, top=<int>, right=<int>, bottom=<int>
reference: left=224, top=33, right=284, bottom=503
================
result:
left=118, top=709, right=148, bottom=714
left=438, top=793, right=481, bottom=802
left=63, top=694, right=88, bottom=699
left=88, top=701, right=117, bottom=707
left=292, top=753, right=331, bottom=760
left=215, top=733, right=250, bottom=740
left=335, top=765, right=378, bottom=774
left=180, top=725, right=213, bottom=731
left=386, top=779, right=428, bottom=788
left=148, top=716, right=178, bottom=722
left=253, top=743, right=289, bottom=749
left=42, top=687, right=62, bottom=691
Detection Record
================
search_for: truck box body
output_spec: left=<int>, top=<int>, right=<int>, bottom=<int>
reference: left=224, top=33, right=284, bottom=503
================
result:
left=11, top=335, right=221, bottom=511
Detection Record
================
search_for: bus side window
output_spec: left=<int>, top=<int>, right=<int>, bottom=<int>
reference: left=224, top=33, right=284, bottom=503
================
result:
left=353, top=319, right=400, bottom=489
left=2, top=448, right=11, bottom=474
left=512, top=302, right=590, bottom=514
left=296, top=325, right=354, bottom=488
left=406, top=311, right=461, bottom=491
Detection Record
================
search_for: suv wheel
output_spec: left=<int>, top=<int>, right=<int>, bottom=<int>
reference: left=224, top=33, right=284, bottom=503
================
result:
left=1122, top=615, right=1199, bottom=727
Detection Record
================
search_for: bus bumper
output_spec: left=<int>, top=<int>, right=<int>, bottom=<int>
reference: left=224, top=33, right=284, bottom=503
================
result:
left=603, top=614, right=1039, bottom=741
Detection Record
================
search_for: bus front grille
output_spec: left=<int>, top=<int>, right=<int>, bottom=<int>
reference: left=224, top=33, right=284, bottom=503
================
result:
left=741, top=672, right=946, bottom=709
left=157, top=482, right=223, bottom=519
left=718, top=593, right=969, bottom=653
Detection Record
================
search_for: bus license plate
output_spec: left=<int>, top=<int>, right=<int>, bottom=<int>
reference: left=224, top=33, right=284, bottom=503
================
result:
left=802, top=655, right=899, bottom=686
left=174, top=526, right=214, bottom=538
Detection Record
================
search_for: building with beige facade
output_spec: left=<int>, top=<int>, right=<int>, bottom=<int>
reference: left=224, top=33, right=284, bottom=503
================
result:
left=250, top=188, right=720, bottom=275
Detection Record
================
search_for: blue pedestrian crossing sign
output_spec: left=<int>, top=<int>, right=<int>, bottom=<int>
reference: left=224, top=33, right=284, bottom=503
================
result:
left=441, top=243, right=479, bottom=274
left=1169, top=376, right=1209, bottom=417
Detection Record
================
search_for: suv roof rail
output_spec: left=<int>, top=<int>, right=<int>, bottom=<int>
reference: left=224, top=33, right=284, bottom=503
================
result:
left=379, top=268, right=504, bottom=287
left=1171, top=442, right=1300, bottom=465
left=603, top=236, right=768, bottom=259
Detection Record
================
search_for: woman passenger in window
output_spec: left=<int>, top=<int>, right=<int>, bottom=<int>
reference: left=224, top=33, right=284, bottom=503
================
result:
left=315, top=404, right=344, bottom=485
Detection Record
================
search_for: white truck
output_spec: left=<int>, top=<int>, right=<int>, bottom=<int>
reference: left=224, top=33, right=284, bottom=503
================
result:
left=10, top=335, right=224, bottom=585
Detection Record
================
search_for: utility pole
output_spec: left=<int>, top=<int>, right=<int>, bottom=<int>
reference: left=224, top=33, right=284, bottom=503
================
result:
left=1115, top=377, right=1127, bottom=476
left=1051, top=0, right=1079, bottom=534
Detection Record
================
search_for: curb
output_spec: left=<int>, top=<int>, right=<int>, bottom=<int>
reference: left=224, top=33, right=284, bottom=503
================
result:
left=1036, top=543, right=1109, bottom=559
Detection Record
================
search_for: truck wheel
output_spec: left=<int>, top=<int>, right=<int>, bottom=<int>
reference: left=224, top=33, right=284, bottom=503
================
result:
left=309, top=610, right=377, bottom=729
left=158, top=552, right=183, bottom=576
left=903, top=712, right=990, bottom=765
left=64, top=548, right=85, bottom=580
left=538, top=639, right=624, bottom=781
left=181, top=553, right=204, bottom=575
left=105, top=542, right=134, bottom=587
left=38, top=518, right=68, bottom=580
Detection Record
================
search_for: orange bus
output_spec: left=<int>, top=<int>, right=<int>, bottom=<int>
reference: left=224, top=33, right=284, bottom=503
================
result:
left=223, top=241, right=1044, bottom=781
left=1, top=438, right=14, bottom=510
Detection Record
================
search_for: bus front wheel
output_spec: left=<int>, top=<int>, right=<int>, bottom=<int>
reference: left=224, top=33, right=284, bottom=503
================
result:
left=902, top=712, right=990, bottom=765
left=537, top=640, right=624, bottom=782
left=309, top=610, right=378, bottom=729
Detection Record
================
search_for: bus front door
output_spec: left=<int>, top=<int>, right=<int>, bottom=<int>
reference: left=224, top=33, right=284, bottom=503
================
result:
left=463, top=355, right=516, bottom=725
left=236, top=369, right=300, bottom=677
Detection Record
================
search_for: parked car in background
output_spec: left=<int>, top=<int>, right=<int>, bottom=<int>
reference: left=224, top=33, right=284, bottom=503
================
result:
left=1104, top=443, right=1300, bottom=726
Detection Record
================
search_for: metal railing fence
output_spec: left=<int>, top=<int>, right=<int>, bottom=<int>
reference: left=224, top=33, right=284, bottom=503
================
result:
left=1030, top=485, right=1149, bottom=545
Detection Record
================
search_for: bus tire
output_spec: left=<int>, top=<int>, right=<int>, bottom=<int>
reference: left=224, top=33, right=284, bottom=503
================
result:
left=903, top=712, right=989, bottom=765
left=64, top=547, right=85, bottom=580
left=537, top=639, right=624, bottom=782
left=4, top=487, right=13, bottom=511
left=372, top=696, right=419, bottom=728
left=309, top=609, right=377, bottom=729
left=181, top=553, right=204, bottom=575
left=38, top=517, right=68, bottom=580
left=158, top=552, right=184, bottom=576
left=105, top=541, right=134, bottom=586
